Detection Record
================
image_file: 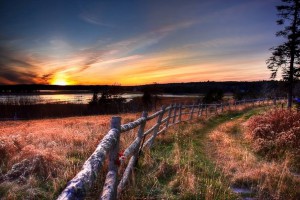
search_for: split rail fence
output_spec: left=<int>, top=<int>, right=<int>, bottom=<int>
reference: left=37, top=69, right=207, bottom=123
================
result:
left=57, top=97, right=286, bottom=200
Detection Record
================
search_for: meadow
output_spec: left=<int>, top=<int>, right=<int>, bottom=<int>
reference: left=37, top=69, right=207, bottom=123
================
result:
left=123, top=106, right=299, bottom=200
left=0, top=113, right=141, bottom=199
left=1, top=102, right=299, bottom=199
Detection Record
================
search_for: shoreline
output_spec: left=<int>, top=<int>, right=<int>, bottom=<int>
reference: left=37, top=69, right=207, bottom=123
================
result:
left=0, top=96, right=200, bottom=120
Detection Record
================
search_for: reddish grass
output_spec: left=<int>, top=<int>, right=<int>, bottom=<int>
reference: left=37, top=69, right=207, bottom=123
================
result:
left=247, top=109, right=300, bottom=171
left=208, top=117, right=300, bottom=199
left=0, top=113, right=141, bottom=199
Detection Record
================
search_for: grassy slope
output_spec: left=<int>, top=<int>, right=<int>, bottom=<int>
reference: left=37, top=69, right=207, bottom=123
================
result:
left=125, top=110, right=254, bottom=199
left=2, top=104, right=297, bottom=199
left=127, top=106, right=300, bottom=200
left=0, top=113, right=140, bottom=199
left=207, top=109, right=300, bottom=199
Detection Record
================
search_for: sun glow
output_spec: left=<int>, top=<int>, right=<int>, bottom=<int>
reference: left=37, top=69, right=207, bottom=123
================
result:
left=52, top=79, right=68, bottom=85
left=51, top=76, right=69, bottom=85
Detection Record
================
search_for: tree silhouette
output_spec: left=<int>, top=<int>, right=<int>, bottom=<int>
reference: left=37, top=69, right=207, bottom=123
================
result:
left=202, top=89, right=224, bottom=104
left=267, top=0, right=300, bottom=108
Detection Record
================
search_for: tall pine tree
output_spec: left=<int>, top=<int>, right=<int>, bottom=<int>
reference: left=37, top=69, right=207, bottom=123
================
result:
left=267, top=0, right=300, bottom=108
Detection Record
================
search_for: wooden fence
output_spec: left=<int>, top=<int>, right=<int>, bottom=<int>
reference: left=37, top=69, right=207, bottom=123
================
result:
left=57, top=97, right=286, bottom=200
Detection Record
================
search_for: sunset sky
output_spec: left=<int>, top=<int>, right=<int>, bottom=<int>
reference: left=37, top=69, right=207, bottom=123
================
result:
left=0, top=0, right=281, bottom=85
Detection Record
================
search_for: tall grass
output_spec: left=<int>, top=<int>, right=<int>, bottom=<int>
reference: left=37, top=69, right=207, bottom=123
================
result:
left=247, top=109, right=300, bottom=171
left=0, top=102, right=282, bottom=199
left=0, top=113, right=141, bottom=199
left=123, top=113, right=245, bottom=199
left=208, top=109, right=300, bottom=199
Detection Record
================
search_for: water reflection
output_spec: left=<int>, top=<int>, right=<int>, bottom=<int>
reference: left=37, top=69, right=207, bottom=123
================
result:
left=0, top=93, right=200, bottom=105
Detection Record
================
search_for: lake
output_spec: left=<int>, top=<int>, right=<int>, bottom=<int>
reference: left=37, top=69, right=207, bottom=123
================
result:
left=0, top=92, right=201, bottom=105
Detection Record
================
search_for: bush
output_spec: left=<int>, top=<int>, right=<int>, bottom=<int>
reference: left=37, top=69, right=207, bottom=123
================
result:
left=247, top=109, right=300, bottom=168
left=202, top=89, right=223, bottom=103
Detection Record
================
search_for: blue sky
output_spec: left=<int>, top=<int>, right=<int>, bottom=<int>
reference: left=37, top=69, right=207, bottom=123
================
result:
left=0, top=0, right=281, bottom=85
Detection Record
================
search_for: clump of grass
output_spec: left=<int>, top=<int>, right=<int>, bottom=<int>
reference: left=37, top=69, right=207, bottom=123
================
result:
left=247, top=109, right=300, bottom=171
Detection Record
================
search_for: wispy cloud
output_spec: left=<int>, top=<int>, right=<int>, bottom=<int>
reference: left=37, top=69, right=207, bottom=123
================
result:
left=155, top=20, right=199, bottom=34
left=0, top=43, right=43, bottom=84
left=101, top=55, right=142, bottom=65
left=0, top=15, right=199, bottom=84
left=79, top=13, right=114, bottom=27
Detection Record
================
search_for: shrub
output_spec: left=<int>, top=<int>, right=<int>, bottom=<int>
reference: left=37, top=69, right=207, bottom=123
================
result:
left=247, top=109, right=300, bottom=169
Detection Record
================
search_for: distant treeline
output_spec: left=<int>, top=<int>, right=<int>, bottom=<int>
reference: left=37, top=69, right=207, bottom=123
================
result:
left=0, top=80, right=289, bottom=95
left=0, top=80, right=292, bottom=120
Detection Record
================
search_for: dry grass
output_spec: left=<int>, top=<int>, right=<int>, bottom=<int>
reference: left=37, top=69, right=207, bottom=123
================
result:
left=130, top=125, right=202, bottom=199
left=246, top=109, right=300, bottom=166
left=123, top=114, right=239, bottom=200
left=0, top=113, right=141, bottom=199
left=0, top=101, right=279, bottom=199
left=208, top=115, right=300, bottom=199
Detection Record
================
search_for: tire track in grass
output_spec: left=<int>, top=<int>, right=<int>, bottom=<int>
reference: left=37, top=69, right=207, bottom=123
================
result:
left=206, top=109, right=300, bottom=200
left=126, top=110, right=249, bottom=200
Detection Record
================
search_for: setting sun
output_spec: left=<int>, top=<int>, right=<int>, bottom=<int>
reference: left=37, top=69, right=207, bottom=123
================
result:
left=52, top=79, right=68, bottom=85
left=51, top=76, right=69, bottom=85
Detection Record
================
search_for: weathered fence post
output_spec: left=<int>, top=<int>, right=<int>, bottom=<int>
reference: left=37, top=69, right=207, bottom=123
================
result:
left=190, top=103, right=195, bottom=120
left=117, top=112, right=148, bottom=197
left=137, top=111, right=148, bottom=159
left=100, top=117, right=121, bottom=200
left=179, top=103, right=182, bottom=122
left=149, top=106, right=166, bottom=147
left=173, top=103, right=177, bottom=124
left=166, top=104, right=173, bottom=128
left=197, top=103, right=202, bottom=117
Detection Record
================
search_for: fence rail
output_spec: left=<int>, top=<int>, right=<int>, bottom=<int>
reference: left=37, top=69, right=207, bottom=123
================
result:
left=57, top=97, right=286, bottom=200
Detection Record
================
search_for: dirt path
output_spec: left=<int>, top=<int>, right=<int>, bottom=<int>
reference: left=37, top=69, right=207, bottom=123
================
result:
left=127, top=110, right=249, bottom=199
left=206, top=112, right=300, bottom=200
left=125, top=107, right=300, bottom=199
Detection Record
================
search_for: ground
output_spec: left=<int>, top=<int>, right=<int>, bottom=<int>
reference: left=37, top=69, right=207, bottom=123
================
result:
left=1, top=104, right=299, bottom=199
left=125, top=107, right=300, bottom=200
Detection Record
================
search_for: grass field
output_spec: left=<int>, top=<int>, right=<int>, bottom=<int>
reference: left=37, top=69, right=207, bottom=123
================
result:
left=0, top=113, right=142, bottom=199
left=1, top=104, right=299, bottom=199
left=124, top=107, right=300, bottom=199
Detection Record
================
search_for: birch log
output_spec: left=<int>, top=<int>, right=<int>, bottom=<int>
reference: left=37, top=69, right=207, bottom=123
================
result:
left=57, top=119, right=120, bottom=200
left=117, top=112, right=148, bottom=196
left=172, top=103, right=177, bottom=124
left=100, top=117, right=121, bottom=200
left=146, top=106, right=166, bottom=147
left=178, top=104, right=182, bottom=122
left=165, top=104, right=173, bottom=128
left=190, top=103, right=195, bottom=120
left=197, top=104, right=201, bottom=116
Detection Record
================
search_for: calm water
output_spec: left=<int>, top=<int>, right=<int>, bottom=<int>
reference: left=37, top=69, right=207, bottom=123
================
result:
left=0, top=93, right=200, bottom=105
